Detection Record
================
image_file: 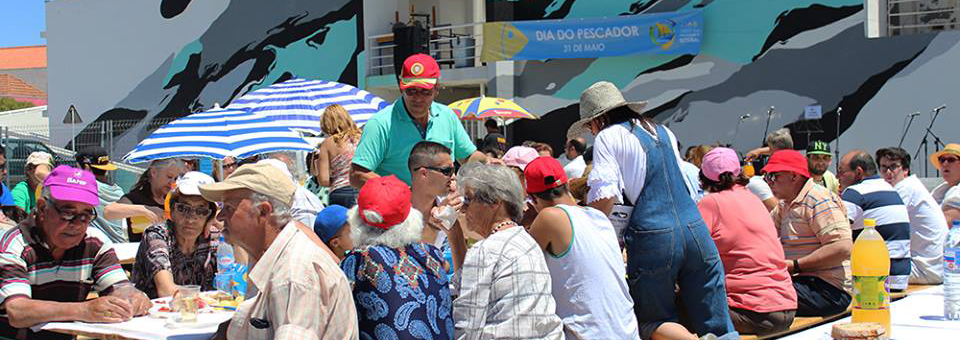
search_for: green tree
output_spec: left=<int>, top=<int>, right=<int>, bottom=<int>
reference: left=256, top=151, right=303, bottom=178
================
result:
left=0, top=97, right=35, bottom=112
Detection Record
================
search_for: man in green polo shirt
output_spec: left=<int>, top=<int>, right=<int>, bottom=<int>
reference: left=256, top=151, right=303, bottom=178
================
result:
left=351, top=54, right=489, bottom=186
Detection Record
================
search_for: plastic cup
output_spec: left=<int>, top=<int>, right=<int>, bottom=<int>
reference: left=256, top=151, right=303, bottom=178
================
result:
left=129, top=215, right=152, bottom=234
left=433, top=205, right=459, bottom=230
left=177, top=285, right=200, bottom=323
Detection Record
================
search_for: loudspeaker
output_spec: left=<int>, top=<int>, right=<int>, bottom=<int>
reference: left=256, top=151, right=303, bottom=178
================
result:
left=393, top=23, right=430, bottom=76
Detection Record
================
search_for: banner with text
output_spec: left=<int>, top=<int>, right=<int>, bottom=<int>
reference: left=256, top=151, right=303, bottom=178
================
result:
left=481, top=10, right=703, bottom=62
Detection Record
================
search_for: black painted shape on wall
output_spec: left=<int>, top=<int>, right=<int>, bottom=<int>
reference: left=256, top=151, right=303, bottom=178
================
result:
left=754, top=4, right=864, bottom=62
left=485, top=0, right=578, bottom=21
left=636, top=54, right=696, bottom=78
left=784, top=47, right=927, bottom=149
left=509, top=102, right=581, bottom=156
left=160, top=0, right=193, bottom=19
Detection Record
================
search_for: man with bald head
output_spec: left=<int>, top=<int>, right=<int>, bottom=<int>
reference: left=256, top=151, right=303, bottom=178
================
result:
left=838, top=150, right=912, bottom=291
left=563, top=137, right=588, bottom=178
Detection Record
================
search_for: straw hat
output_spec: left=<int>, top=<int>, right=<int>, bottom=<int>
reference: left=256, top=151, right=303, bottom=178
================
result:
left=566, top=81, right=648, bottom=139
left=930, top=143, right=960, bottom=170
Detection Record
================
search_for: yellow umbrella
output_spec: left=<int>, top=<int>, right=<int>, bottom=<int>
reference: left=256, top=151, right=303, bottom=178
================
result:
left=448, top=97, right=538, bottom=120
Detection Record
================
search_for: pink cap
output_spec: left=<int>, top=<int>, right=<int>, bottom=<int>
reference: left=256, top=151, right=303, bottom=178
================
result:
left=701, top=147, right=741, bottom=181
left=43, top=165, right=99, bottom=206
left=502, top=146, right=539, bottom=170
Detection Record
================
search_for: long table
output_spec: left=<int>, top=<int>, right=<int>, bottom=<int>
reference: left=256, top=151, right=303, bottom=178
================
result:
left=35, top=310, right=233, bottom=340
left=781, top=286, right=959, bottom=339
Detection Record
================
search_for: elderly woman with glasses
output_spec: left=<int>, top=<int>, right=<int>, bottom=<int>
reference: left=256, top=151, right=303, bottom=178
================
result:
left=131, top=172, right=220, bottom=299
left=445, top=162, right=563, bottom=339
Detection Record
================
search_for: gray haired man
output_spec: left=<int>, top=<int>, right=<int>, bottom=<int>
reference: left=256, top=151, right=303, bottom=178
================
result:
left=200, top=163, right=358, bottom=340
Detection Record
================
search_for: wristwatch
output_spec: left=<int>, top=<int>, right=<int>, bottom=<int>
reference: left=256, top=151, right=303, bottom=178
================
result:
left=792, top=259, right=801, bottom=274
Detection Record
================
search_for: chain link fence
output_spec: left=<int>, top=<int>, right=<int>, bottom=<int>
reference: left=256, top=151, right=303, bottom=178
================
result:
left=1, top=118, right=174, bottom=191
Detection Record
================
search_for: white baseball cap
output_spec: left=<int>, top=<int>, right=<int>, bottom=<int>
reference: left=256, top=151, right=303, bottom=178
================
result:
left=175, top=171, right=215, bottom=196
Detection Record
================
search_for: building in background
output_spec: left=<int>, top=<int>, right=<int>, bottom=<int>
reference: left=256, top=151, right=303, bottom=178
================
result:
left=42, top=0, right=960, bottom=177
left=0, top=45, right=47, bottom=106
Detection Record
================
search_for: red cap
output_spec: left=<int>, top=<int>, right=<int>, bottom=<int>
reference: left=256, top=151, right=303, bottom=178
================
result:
left=357, top=176, right=412, bottom=230
left=761, top=150, right=811, bottom=178
left=523, top=157, right=568, bottom=194
left=399, top=54, right=440, bottom=90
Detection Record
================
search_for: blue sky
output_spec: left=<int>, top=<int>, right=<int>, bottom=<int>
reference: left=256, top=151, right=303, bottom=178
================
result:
left=0, top=1, right=47, bottom=47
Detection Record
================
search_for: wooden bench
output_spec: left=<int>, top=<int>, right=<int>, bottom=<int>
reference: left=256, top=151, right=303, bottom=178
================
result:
left=739, top=284, right=938, bottom=339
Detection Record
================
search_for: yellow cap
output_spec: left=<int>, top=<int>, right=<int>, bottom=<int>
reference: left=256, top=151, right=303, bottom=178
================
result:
left=863, top=218, right=876, bottom=227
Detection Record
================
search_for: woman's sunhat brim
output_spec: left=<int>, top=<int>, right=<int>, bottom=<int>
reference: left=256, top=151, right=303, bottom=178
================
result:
left=929, top=144, right=960, bottom=170
left=566, top=101, right=648, bottom=139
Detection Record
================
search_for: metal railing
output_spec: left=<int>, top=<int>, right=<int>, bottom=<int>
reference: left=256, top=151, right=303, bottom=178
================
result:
left=1, top=119, right=176, bottom=191
left=366, top=22, right=484, bottom=77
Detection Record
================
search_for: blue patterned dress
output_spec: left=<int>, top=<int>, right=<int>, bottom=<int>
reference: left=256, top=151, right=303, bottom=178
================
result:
left=341, top=242, right=453, bottom=340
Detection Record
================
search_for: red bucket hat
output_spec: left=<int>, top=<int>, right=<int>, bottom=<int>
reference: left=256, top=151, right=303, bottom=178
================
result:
left=357, top=175, right=412, bottom=230
left=399, top=54, right=440, bottom=90
left=761, top=150, right=811, bottom=178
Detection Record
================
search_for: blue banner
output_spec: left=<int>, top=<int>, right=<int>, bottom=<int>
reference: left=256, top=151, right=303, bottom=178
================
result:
left=482, top=10, right=703, bottom=62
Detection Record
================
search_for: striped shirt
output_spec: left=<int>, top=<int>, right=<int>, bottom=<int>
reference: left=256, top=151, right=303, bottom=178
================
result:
left=0, top=217, right=131, bottom=339
left=772, top=180, right=852, bottom=293
left=452, top=226, right=564, bottom=340
left=842, top=176, right=912, bottom=290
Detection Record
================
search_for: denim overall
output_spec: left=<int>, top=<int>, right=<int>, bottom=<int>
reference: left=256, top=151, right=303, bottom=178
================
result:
left=623, top=122, right=738, bottom=339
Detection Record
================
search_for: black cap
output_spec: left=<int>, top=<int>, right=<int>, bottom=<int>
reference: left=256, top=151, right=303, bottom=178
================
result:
left=76, top=146, right=117, bottom=171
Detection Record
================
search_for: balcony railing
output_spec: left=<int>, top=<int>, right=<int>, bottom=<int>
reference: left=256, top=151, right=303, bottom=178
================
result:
left=366, top=22, right=484, bottom=77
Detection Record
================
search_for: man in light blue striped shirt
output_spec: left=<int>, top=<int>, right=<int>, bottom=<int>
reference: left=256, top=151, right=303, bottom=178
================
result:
left=838, top=151, right=912, bottom=291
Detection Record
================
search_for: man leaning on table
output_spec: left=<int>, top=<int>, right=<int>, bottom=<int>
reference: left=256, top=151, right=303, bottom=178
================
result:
left=200, top=163, right=358, bottom=340
left=0, top=165, right=151, bottom=340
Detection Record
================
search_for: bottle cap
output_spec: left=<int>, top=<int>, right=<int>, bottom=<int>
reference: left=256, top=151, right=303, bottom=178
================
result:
left=863, top=218, right=876, bottom=227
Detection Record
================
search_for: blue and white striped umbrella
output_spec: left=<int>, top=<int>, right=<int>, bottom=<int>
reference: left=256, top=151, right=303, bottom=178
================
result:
left=123, top=108, right=315, bottom=164
left=228, top=78, right=389, bottom=134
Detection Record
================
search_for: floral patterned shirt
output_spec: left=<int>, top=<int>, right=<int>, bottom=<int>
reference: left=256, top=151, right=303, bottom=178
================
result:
left=131, top=221, right=219, bottom=298
left=341, top=243, right=453, bottom=340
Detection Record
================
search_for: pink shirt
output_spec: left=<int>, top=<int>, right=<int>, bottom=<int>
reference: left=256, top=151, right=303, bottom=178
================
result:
left=697, top=185, right=798, bottom=313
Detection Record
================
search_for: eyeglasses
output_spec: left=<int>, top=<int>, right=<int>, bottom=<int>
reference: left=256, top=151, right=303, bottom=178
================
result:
left=461, top=195, right=472, bottom=209
left=47, top=199, right=97, bottom=224
left=419, top=165, right=455, bottom=177
left=879, top=164, right=902, bottom=172
left=174, top=202, right=212, bottom=218
left=939, top=156, right=960, bottom=166
left=222, top=162, right=238, bottom=170
left=403, top=88, right=434, bottom=97
left=763, top=172, right=783, bottom=183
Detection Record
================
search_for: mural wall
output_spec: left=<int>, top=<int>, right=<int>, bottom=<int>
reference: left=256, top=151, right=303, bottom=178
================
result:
left=501, top=0, right=960, bottom=176
left=46, top=0, right=364, bottom=153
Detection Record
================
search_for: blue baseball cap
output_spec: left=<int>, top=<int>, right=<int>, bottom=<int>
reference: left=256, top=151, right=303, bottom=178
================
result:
left=314, top=205, right=349, bottom=243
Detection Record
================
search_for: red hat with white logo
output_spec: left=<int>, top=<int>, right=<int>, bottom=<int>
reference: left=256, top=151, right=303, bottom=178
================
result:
left=357, top=175, right=412, bottom=230
left=43, top=165, right=99, bottom=206
left=399, top=54, right=440, bottom=90
left=523, top=156, right=568, bottom=194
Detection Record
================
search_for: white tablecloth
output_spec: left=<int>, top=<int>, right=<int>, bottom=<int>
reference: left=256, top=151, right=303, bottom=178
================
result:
left=115, top=242, right=140, bottom=264
left=782, top=286, right=960, bottom=339
left=33, top=311, right=234, bottom=340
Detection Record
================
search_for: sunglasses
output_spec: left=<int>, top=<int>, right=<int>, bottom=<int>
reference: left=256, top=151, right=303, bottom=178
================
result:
left=763, top=172, right=785, bottom=183
left=222, top=162, right=238, bottom=169
left=403, top=88, right=434, bottom=97
left=48, top=199, right=97, bottom=224
left=174, top=202, right=212, bottom=218
left=419, top=165, right=455, bottom=177
left=939, top=156, right=959, bottom=166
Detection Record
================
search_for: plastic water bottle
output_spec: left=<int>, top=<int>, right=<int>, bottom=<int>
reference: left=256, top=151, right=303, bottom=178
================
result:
left=216, top=235, right=235, bottom=293
left=944, top=220, right=960, bottom=320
